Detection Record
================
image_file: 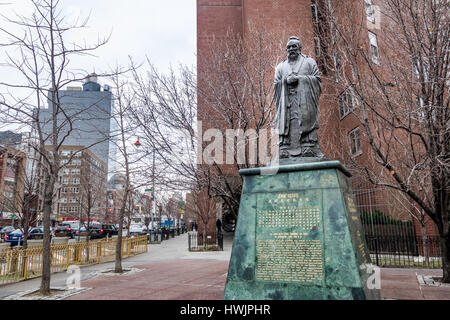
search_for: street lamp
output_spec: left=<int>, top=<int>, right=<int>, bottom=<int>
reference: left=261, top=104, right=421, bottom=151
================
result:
left=134, top=138, right=142, bottom=148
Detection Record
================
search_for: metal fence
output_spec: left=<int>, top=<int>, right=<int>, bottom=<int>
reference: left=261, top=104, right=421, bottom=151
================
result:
left=366, top=235, right=442, bottom=268
left=0, top=235, right=148, bottom=285
left=188, top=231, right=223, bottom=251
left=353, top=187, right=442, bottom=268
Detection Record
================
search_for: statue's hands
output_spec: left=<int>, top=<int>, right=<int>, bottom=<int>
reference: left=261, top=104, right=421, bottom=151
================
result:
left=286, top=75, right=299, bottom=85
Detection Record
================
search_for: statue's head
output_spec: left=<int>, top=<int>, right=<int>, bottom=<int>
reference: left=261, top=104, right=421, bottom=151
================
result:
left=286, top=36, right=302, bottom=60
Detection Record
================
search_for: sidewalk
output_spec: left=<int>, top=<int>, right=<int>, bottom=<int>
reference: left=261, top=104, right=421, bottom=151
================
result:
left=1, top=231, right=449, bottom=300
left=381, top=268, right=450, bottom=300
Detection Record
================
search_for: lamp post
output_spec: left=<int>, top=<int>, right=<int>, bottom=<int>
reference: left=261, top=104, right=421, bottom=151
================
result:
left=152, top=149, right=156, bottom=239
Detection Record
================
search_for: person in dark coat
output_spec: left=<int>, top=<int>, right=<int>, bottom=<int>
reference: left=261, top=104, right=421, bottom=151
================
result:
left=216, top=218, right=222, bottom=234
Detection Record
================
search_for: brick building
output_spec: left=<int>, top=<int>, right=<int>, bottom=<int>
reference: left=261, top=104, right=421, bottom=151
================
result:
left=0, top=146, right=26, bottom=226
left=196, top=0, right=440, bottom=238
left=52, top=146, right=107, bottom=224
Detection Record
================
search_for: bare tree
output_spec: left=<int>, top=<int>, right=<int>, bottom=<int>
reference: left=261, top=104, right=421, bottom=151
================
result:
left=316, top=0, right=449, bottom=281
left=184, top=188, right=216, bottom=247
left=0, top=0, right=111, bottom=294
left=108, top=70, right=149, bottom=273
left=127, top=25, right=284, bottom=231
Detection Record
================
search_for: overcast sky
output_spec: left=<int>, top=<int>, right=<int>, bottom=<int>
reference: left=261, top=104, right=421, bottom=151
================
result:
left=0, top=0, right=197, bottom=87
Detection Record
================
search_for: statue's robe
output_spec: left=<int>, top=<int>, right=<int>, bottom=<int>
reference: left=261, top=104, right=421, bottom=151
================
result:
left=274, top=54, right=322, bottom=154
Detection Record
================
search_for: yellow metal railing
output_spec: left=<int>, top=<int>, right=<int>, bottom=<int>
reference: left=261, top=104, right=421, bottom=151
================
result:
left=0, top=236, right=148, bottom=285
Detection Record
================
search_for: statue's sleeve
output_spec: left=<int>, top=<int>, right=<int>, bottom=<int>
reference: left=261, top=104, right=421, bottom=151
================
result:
left=305, top=58, right=322, bottom=96
left=274, top=65, right=283, bottom=107
left=273, top=64, right=287, bottom=135
left=298, top=58, right=321, bottom=108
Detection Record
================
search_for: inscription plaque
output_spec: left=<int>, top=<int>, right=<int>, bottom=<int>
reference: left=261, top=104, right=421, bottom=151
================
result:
left=255, top=192, right=324, bottom=284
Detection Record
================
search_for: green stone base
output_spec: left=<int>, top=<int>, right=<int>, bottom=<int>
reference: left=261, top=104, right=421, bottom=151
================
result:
left=224, top=161, right=380, bottom=300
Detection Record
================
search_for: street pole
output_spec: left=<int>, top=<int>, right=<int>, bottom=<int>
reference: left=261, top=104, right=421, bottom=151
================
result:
left=152, top=149, right=155, bottom=233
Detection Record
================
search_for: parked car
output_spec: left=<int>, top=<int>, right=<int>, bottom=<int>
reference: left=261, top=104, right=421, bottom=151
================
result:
left=28, top=227, right=44, bottom=239
left=54, top=224, right=75, bottom=238
left=101, top=224, right=118, bottom=237
left=88, top=225, right=107, bottom=239
left=75, top=227, right=87, bottom=238
left=0, top=226, right=15, bottom=241
left=129, top=224, right=146, bottom=236
left=4, top=229, right=24, bottom=246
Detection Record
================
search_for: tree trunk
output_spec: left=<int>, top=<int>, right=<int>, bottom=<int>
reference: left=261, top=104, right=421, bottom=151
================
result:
left=40, top=187, right=53, bottom=295
left=421, top=224, right=429, bottom=264
left=21, top=225, right=29, bottom=278
left=114, top=204, right=126, bottom=273
left=441, top=234, right=450, bottom=283
left=203, top=221, right=207, bottom=248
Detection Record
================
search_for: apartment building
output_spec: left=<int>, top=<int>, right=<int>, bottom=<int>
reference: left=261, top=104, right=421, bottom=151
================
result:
left=0, top=146, right=26, bottom=225
left=53, top=146, right=107, bottom=223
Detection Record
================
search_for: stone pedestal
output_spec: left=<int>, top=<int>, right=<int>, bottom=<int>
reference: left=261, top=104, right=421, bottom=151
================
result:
left=224, top=161, right=380, bottom=300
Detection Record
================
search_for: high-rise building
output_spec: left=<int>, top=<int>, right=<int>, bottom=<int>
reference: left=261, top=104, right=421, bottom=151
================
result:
left=39, top=74, right=114, bottom=167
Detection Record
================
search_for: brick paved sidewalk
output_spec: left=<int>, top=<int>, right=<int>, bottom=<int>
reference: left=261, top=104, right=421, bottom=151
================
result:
left=63, top=261, right=450, bottom=300
left=381, top=268, right=450, bottom=300
left=65, top=259, right=229, bottom=300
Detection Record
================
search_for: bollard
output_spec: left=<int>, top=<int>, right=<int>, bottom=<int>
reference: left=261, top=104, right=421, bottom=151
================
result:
left=218, top=232, right=224, bottom=251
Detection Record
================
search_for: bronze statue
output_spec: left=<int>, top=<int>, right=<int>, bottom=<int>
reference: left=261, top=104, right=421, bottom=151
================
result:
left=274, top=36, right=325, bottom=163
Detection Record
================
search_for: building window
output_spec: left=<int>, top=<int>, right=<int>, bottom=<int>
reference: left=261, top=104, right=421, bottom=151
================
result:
left=349, top=127, right=362, bottom=156
left=69, top=206, right=79, bottom=213
left=339, top=87, right=359, bottom=119
left=368, top=31, right=380, bottom=64
left=73, top=151, right=82, bottom=158
left=71, top=169, right=80, bottom=175
left=311, top=2, right=319, bottom=25
left=60, top=198, right=67, bottom=204
left=71, top=159, right=81, bottom=166
left=60, top=206, right=67, bottom=213
left=69, top=198, right=79, bottom=203
left=365, top=0, right=375, bottom=23
left=62, top=177, right=69, bottom=185
left=60, top=150, right=71, bottom=157
left=72, top=178, right=80, bottom=185
left=314, top=36, right=321, bottom=58
left=3, top=191, right=14, bottom=199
